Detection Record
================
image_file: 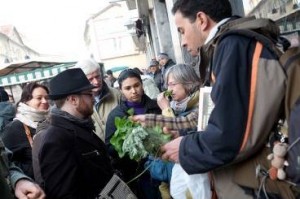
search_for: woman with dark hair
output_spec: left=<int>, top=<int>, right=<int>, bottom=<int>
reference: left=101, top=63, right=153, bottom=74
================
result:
left=2, top=82, right=49, bottom=179
left=105, top=69, right=162, bottom=199
left=132, top=67, right=160, bottom=99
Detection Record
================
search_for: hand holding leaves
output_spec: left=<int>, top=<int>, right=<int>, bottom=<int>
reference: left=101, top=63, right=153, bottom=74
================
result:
left=110, top=110, right=171, bottom=161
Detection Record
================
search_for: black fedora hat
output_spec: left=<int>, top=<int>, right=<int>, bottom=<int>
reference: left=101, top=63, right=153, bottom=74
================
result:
left=49, top=68, right=95, bottom=100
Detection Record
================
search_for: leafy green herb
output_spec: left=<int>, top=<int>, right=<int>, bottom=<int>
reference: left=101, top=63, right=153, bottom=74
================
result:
left=163, top=90, right=173, bottom=97
left=163, top=90, right=173, bottom=101
left=110, top=115, right=171, bottom=161
left=127, top=108, right=134, bottom=116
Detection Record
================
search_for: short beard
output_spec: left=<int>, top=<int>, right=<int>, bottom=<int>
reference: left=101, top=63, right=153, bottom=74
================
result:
left=76, top=100, right=93, bottom=118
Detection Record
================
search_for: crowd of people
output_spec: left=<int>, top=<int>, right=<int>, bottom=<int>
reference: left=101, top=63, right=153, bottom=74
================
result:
left=0, top=0, right=296, bottom=198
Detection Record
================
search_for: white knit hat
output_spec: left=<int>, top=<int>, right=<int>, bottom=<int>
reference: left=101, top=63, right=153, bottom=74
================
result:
left=74, top=58, right=100, bottom=75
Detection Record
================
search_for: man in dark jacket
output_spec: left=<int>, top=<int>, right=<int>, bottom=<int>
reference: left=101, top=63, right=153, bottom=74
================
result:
left=105, top=69, right=117, bottom=87
left=133, top=0, right=286, bottom=198
left=34, top=68, right=114, bottom=199
left=157, top=53, right=176, bottom=91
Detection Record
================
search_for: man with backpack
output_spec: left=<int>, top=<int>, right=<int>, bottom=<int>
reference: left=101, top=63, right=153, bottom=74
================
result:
left=134, top=0, right=299, bottom=198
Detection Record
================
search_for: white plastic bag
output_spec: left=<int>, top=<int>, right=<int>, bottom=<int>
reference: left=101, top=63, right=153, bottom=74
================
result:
left=170, top=163, right=211, bottom=199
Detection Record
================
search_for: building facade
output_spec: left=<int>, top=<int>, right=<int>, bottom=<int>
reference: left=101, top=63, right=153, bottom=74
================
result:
left=83, top=2, right=147, bottom=71
left=247, top=0, right=300, bottom=46
left=0, top=25, right=39, bottom=64
left=122, top=0, right=244, bottom=73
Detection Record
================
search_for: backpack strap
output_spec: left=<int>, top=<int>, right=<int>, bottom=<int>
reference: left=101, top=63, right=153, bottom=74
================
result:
left=216, top=17, right=280, bottom=45
left=239, top=41, right=263, bottom=152
left=217, top=29, right=282, bottom=58
left=200, top=16, right=282, bottom=87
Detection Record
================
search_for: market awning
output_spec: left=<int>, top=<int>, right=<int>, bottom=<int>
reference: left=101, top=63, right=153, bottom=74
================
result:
left=107, top=66, right=129, bottom=73
left=0, top=58, right=106, bottom=86
left=0, top=59, right=77, bottom=86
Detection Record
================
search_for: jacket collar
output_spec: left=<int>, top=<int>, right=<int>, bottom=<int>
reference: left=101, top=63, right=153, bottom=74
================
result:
left=95, top=81, right=111, bottom=109
left=186, top=90, right=199, bottom=111
left=50, top=113, right=102, bottom=148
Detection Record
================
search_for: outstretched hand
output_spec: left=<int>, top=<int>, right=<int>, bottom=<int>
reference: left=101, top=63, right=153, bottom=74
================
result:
left=163, top=127, right=179, bottom=139
left=157, top=92, right=170, bottom=110
left=15, top=179, right=45, bottom=199
left=160, top=136, right=183, bottom=163
left=130, top=114, right=146, bottom=126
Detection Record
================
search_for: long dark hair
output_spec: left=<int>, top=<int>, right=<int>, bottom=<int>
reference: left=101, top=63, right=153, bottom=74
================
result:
left=17, top=82, right=49, bottom=106
left=117, top=69, right=142, bottom=88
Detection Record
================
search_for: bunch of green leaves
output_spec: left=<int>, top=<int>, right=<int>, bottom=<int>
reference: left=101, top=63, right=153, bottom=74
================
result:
left=110, top=115, right=139, bottom=158
left=163, top=90, right=173, bottom=101
left=142, top=126, right=171, bottom=158
left=110, top=109, right=171, bottom=161
left=163, top=90, right=173, bottom=97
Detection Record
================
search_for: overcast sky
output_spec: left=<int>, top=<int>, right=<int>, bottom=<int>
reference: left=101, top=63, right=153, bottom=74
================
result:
left=0, top=0, right=109, bottom=59
left=0, top=0, right=250, bottom=59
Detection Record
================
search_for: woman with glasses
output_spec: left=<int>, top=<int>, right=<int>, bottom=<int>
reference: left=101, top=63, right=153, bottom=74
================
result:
left=155, top=64, right=211, bottom=199
left=2, top=82, right=49, bottom=179
left=105, top=69, right=162, bottom=199
left=158, top=64, right=200, bottom=120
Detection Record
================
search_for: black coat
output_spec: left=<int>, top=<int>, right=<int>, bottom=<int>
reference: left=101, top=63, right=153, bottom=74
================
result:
left=37, top=113, right=113, bottom=199
left=32, top=119, right=49, bottom=186
left=153, top=70, right=163, bottom=91
left=2, top=120, right=35, bottom=179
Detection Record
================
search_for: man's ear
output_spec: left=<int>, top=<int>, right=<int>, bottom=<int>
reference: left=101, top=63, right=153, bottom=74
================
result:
left=196, top=12, right=209, bottom=31
left=67, top=95, right=79, bottom=106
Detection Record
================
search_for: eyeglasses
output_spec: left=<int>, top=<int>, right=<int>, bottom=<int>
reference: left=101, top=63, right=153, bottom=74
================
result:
left=167, top=82, right=180, bottom=87
left=79, top=92, right=93, bottom=97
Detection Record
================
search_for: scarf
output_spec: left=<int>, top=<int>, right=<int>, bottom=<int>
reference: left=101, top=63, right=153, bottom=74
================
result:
left=51, top=107, right=95, bottom=131
left=126, top=101, right=145, bottom=115
left=170, top=96, right=191, bottom=115
left=14, top=102, right=49, bottom=129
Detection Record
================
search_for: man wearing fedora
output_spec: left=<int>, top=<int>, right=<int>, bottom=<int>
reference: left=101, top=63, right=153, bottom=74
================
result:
left=34, top=68, right=114, bottom=198
left=74, top=58, right=121, bottom=141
